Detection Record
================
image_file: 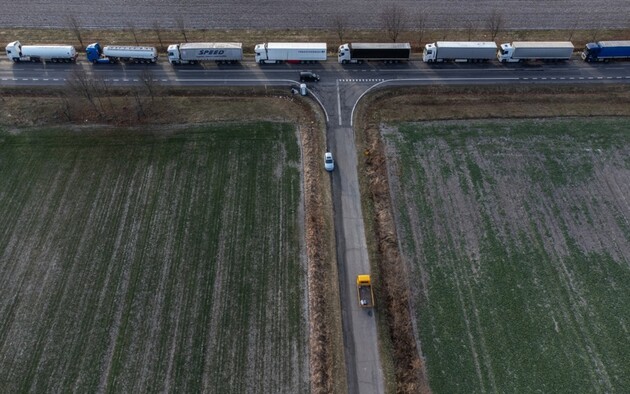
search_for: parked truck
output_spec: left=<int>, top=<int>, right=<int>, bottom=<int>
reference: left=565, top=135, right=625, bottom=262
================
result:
left=5, top=41, right=77, bottom=63
left=423, top=41, right=497, bottom=63
left=338, top=42, right=411, bottom=64
left=357, top=275, right=374, bottom=308
left=254, top=42, right=327, bottom=64
left=581, top=40, right=630, bottom=62
left=86, top=43, right=158, bottom=64
left=498, top=41, right=574, bottom=63
left=167, top=42, right=243, bottom=65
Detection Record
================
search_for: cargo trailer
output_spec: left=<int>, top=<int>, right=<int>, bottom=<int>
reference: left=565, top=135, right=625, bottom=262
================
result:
left=423, top=41, right=497, bottom=63
left=338, top=42, right=411, bottom=64
left=168, top=42, right=243, bottom=64
left=498, top=41, right=574, bottom=62
left=254, top=42, right=327, bottom=64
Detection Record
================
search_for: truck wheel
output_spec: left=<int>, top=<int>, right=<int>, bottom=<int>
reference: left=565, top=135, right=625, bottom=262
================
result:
left=342, top=60, right=348, bottom=64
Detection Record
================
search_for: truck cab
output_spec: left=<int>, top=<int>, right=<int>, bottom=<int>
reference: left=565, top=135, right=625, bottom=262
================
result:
left=5, top=41, right=21, bottom=62
left=581, top=42, right=599, bottom=62
left=497, top=43, right=515, bottom=62
left=338, top=44, right=351, bottom=64
left=254, top=44, right=266, bottom=63
left=86, top=43, right=110, bottom=63
left=422, top=43, right=437, bottom=62
left=167, top=44, right=181, bottom=64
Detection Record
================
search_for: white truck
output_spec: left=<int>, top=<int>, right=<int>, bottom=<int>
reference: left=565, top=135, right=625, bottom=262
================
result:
left=423, top=41, right=497, bottom=63
left=86, top=43, right=158, bottom=64
left=338, top=42, right=411, bottom=64
left=5, top=41, right=78, bottom=63
left=254, top=42, right=327, bottom=64
left=167, top=42, right=243, bottom=65
left=498, top=41, right=574, bottom=62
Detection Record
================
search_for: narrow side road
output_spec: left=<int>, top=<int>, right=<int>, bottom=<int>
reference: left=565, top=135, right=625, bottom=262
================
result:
left=328, top=122, right=385, bottom=394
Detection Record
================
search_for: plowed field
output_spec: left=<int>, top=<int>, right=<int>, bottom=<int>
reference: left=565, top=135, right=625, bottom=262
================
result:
left=0, top=123, right=308, bottom=392
left=384, top=118, right=630, bottom=393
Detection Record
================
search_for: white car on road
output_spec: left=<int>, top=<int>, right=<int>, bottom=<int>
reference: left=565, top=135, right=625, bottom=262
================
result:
left=324, top=151, right=334, bottom=171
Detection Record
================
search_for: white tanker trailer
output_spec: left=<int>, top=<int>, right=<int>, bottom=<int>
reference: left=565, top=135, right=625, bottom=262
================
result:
left=5, top=41, right=78, bottom=63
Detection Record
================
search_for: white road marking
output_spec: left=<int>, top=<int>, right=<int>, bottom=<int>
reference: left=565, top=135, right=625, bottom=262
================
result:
left=336, top=79, right=342, bottom=126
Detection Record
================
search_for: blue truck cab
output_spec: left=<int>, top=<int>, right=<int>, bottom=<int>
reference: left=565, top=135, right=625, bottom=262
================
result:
left=86, top=43, right=111, bottom=64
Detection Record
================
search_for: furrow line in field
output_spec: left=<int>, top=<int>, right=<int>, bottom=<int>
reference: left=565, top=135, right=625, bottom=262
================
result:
left=98, top=162, right=151, bottom=392
left=18, top=152, right=85, bottom=392
left=135, top=156, right=176, bottom=391
left=72, top=159, right=132, bottom=392
left=535, top=182, right=610, bottom=391
left=202, top=144, right=240, bottom=392
left=431, top=146, right=488, bottom=393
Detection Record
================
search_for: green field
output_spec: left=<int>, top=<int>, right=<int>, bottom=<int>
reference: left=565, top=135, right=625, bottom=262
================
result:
left=384, top=118, right=630, bottom=393
left=0, top=123, right=308, bottom=392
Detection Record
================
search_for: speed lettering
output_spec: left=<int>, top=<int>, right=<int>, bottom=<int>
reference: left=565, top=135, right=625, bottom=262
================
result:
left=198, top=49, right=225, bottom=56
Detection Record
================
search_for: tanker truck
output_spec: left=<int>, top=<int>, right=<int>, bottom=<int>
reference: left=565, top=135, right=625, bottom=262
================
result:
left=86, top=43, right=158, bottom=64
left=581, top=41, right=630, bottom=62
left=423, top=41, right=497, bottom=63
left=338, top=42, right=411, bottom=64
left=167, top=42, right=243, bottom=65
left=254, top=42, right=327, bottom=64
left=497, top=41, right=574, bottom=62
left=5, top=41, right=78, bottom=63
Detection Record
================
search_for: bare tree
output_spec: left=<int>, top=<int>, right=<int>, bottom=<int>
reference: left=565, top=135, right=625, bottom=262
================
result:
left=139, top=68, right=159, bottom=102
left=175, top=16, right=188, bottom=43
left=486, top=9, right=505, bottom=41
left=66, top=69, right=108, bottom=117
left=126, top=21, right=139, bottom=45
left=381, top=4, right=407, bottom=43
left=58, top=93, right=73, bottom=122
left=332, top=15, right=347, bottom=45
left=152, top=21, right=165, bottom=51
left=464, top=17, right=477, bottom=41
left=65, top=15, right=84, bottom=48
left=131, top=89, right=147, bottom=119
left=413, top=9, right=428, bottom=49
left=589, top=22, right=602, bottom=42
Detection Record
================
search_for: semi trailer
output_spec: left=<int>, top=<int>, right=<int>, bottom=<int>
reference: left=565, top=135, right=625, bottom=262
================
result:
left=338, top=42, right=411, bottom=64
left=86, top=43, right=158, bottom=64
left=423, top=41, right=497, bottom=63
left=167, top=42, right=243, bottom=65
left=498, top=41, right=574, bottom=62
left=357, top=275, right=374, bottom=308
left=5, top=41, right=77, bottom=63
left=254, top=42, right=327, bottom=64
left=582, top=41, right=630, bottom=62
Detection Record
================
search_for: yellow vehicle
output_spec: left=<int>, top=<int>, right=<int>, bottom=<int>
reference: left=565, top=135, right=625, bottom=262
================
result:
left=357, top=275, right=374, bottom=308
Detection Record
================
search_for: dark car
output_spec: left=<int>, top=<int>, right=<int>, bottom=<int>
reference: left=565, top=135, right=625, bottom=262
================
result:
left=300, top=71, right=320, bottom=82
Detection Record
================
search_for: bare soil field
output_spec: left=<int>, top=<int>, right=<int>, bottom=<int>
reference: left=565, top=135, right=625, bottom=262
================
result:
left=0, top=0, right=628, bottom=30
left=354, top=85, right=630, bottom=392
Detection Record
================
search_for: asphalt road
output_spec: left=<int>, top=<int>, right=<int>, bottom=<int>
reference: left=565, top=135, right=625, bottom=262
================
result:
left=3, top=58, right=630, bottom=393
left=0, top=0, right=629, bottom=30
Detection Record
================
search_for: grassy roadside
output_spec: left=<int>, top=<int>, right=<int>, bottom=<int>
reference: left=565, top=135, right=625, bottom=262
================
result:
left=1, top=27, right=629, bottom=57
left=353, top=84, right=630, bottom=392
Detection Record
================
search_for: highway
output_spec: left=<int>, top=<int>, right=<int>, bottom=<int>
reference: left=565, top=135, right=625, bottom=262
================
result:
left=2, top=58, right=630, bottom=393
